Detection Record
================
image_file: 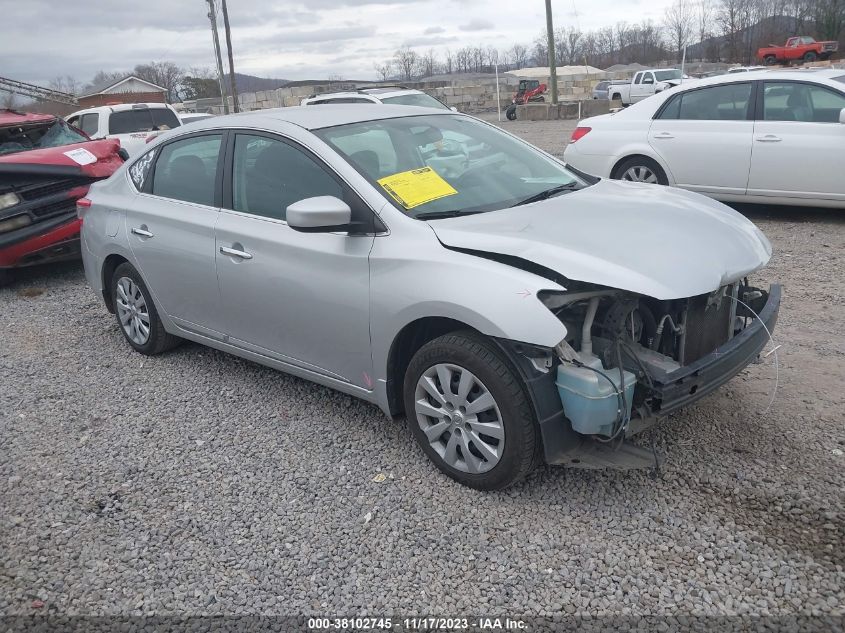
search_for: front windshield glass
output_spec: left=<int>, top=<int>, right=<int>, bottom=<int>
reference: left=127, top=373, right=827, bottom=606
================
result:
left=315, top=114, right=585, bottom=218
left=0, top=119, right=88, bottom=157
left=381, top=93, right=450, bottom=110
left=655, top=69, right=682, bottom=81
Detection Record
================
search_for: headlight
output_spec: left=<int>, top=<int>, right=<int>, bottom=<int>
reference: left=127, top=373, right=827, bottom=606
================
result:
left=0, top=214, right=32, bottom=234
left=0, top=192, right=21, bottom=210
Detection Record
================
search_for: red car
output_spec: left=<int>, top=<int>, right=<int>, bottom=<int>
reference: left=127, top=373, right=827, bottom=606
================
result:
left=0, top=109, right=125, bottom=286
left=757, top=36, right=839, bottom=65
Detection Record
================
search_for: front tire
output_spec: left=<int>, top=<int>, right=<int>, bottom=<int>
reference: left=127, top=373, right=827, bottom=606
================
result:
left=764, top=55, right=777, bottom=65
left=506, top=104, right=517, bottom=121
left=403, top=331, right=540, bottom=490
left=111, top=262, right=180, bottom=355
left=612, top=156, right=668, bottom=185
left=803, top=51, right=817, bottom=63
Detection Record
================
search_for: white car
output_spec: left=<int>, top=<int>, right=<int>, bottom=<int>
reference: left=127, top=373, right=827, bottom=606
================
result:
left=564, top=69, right=845, bottom=208
left=727, top=66, right=768, bottom=73
left=301, top=86, right=453, bottom=110
left=66, top=103, right=182, bottom=157
left=178, top=112, right=215, bottom=125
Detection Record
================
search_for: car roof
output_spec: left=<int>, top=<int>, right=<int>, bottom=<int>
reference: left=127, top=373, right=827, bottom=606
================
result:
left=177, top=104, right=454, bottom=133
left=69, top=102, right=174, bottom=116
left=307, top=88, right=425, bottom=101
left=689, top=67, right=844, bottom=86
left=0, top=109, right=56, bottom=126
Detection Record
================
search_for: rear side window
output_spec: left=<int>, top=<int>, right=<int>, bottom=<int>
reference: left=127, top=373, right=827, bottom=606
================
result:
left=79, top=113, right=99, bottom=136
left=762, top=82, right=845, bottom=123
left=151, top=135, right=222, bottom=205
left=657, top=83, right=751, bottom=121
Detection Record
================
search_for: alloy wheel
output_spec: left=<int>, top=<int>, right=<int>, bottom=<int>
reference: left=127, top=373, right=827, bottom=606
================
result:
left=115, top=276, right=151, bottom=345
left=622, top=165, right=659, bottom=184
left=413, top=363, right=505, bottom=474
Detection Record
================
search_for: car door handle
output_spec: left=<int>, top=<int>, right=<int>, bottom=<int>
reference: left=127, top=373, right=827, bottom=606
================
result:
left=652, top=132, right=674, bottom=139
left=756, top=135, right=782, bottom=142
left=131, top=227, right=154, bottom=238
left=220, top=246, right=253, bottom=260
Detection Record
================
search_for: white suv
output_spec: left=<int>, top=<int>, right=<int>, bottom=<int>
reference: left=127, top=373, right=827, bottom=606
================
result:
left=66, top=103, right=182, bottom=157
left=301, top=87, right=453, bottom=110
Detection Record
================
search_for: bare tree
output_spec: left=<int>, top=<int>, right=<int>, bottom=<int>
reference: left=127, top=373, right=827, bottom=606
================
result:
left=393, top=46, right=419, bottom=81
left=508, top=44, right=528, bottom=69
left=133, top=61, right=184, bottom=102
left=443, top=48, right=454, bottom=74
left=696, top=0, right=714, bottom=60
left=420, top=49, right=439, bottom=77
left=373, top=61, right=392, bottom=81
left=86, top=70, right=126, bottom=90
left=48, top=75, right=81, bottom=96
left=663, top=0, right=696, bottom=62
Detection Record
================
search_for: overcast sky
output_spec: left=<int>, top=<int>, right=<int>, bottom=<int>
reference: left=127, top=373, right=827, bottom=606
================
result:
left=2, top=0, right=675, bottom=86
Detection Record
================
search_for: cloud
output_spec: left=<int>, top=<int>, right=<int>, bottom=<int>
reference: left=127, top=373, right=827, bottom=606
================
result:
left=424, top=26, right=446, bottom=34
left=402, top=35, right=459, bottom=47
left=458, top=18, right=494, bottom=31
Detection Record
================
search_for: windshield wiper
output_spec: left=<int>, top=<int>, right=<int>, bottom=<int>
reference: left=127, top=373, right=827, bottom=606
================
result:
left=415, top=210, right=482, bottom=220
left=510, top=183, right=580, bottom=207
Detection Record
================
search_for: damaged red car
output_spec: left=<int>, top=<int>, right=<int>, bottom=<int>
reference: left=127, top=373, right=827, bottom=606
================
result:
left=0, top=109, right=125, bottom=286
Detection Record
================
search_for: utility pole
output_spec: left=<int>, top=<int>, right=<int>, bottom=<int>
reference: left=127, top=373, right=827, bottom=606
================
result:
left=220, top=0, right=240, bottom=113
left=206, top=0, right=230, bottom=114
left=544, top=0, right=558, bottom=104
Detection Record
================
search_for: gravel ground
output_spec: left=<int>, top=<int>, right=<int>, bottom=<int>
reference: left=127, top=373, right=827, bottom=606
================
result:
left=1, top=118, right=843, bottom=624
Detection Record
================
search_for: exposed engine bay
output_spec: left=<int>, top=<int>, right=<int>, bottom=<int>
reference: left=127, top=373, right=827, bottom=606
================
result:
left=538, top=280, right=774, bottom=443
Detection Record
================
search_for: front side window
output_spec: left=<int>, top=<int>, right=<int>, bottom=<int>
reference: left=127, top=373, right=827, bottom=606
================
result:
left=382, top=93, right=450, bottom=110
left=79, top=113, right=99, bottom=136
left=231, top=134, right=342, bottom=221
left=151, top=135, right=222, bottom=205
left=763, top=82, right=845, bottom=123
left=657, top=83, right=751, bottom=121
left=315, top=114, right=585, bottom=219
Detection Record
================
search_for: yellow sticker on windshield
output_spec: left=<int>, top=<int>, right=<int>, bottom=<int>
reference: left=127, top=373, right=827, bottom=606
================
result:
left=377, top=167, right=457, bottom=210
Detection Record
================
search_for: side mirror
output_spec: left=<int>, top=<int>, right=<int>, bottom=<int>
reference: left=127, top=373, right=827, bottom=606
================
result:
left=840, top=108, right=845, bottom=124
left=286, top=196, right=352, bottom=232
left=117, top=147, right=130, bottom=161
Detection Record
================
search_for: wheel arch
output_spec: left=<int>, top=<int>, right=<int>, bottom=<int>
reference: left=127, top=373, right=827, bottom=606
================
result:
left=101, top=253, right=130, bottom=313
left=610, top=152, right=674, bottom=184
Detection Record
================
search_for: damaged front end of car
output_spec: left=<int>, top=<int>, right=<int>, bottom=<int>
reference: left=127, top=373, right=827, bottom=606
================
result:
left=0, top=111, right=124, bottom=284
left=497, top=279, right=781, bottom=469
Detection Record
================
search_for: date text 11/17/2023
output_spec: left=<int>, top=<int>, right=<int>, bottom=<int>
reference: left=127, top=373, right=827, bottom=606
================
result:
left=307, top=617, right=528, bottom=630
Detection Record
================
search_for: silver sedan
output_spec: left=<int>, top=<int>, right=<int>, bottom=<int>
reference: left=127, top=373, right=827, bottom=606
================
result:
left=80, top=105, right=779, bottom=489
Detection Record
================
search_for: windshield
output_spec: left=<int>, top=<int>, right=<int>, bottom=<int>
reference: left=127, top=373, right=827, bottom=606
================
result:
left=315, top=114, right=585, bottom=218
left=381, top=93, right=450, bottom=110
left=0, top=119, right=88, bottom=156
left=654, top=69, right=682, bottom=81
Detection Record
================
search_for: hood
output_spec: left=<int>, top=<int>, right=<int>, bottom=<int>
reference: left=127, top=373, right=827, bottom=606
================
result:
left=429, top=179, right=772, bottom=300
left=0, top=139, right=123, bottom=178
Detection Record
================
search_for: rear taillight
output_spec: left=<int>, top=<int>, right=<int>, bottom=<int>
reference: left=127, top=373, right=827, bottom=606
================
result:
left=570, top=126, right=592, bottom=143
left=76, top=197, right=92, bottom=219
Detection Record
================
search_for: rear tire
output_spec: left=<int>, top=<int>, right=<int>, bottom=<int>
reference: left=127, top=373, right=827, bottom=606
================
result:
left=612, top=156, right=668, bottom=185
left=111, top=262, right=180, bottom=355
left=403, top=331, right=540, bottom=490
left=506, top=105, right=517, bottom=121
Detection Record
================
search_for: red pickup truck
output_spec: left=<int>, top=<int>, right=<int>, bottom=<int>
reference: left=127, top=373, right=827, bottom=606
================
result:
left=758, top=36, right=839, bottom=65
